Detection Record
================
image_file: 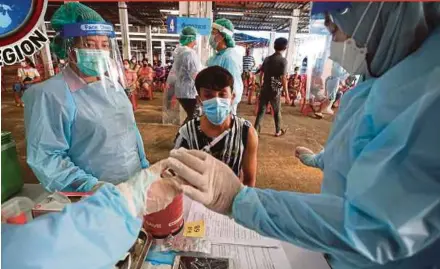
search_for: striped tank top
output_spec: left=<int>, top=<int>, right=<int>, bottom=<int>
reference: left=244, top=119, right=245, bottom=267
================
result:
left=174, top=115, right=251, bottom=176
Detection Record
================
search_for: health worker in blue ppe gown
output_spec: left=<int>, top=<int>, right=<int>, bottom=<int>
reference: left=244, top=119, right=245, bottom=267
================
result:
left=166, top=2, right=440, bottom=269
left=23, top=2, right=149, bottom=192
left=207, top=18, right=243, bottom=115
left=2, top=161, right=182, bottom=269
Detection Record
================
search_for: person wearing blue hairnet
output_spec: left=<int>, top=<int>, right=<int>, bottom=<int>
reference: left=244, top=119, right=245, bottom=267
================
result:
left=167, top=2, right=440, bottom=268
left=2, top=160, right=182, bottom=269
left=207, top=18, right=243, bottom=115
left=23, top=2, right=149, bottom=193
left=167, top=26, right=202, bottom=123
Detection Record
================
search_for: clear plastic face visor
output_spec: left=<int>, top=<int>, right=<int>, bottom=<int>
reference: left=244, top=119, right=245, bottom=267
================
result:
left=58, top=22, right=128, bottom=89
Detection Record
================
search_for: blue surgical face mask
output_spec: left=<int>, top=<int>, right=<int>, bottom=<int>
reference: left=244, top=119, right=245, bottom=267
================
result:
left=202, top=97, right=231, bottom=125
left=75, top=48, right=110, bottom=77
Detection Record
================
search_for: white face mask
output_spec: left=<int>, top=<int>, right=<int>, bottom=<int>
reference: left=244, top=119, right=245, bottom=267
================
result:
left=329, top=2, right=383, bottom=75
left=329, top=38, right=368, bottom=75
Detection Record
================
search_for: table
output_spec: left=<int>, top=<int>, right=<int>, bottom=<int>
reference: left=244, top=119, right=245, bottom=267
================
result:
left=14, top=184, right=330, bottom=269
left=182, top=196, right=330, bottom=269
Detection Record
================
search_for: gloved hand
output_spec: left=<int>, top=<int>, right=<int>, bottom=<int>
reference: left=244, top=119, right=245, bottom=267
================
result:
left=117, top=159, right=182, bottom=218
left=167, top=148, right=243, bottom=215
left=294, top=146, right=319, bottom=168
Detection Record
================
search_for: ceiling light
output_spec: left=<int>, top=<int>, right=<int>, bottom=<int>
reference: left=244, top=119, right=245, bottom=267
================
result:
left=272, top=15, right=294, bottom=19
left=115, top=23, right=133, bottom=26
left=160, top=9, right=179, bottom=15
left=218, top=12, right=244, bottom=16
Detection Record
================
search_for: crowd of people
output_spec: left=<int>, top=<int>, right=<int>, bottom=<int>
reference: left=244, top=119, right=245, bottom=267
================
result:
left=3, top=2, right=440, bottom=269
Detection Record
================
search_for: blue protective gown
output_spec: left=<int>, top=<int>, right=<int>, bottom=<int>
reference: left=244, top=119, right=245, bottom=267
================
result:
left=232, top=28, right=440, bottom=269
left=1, top=184, right=142, bottom=269
left=207, top=48, right=243, bottom=115
left=23, top=67, right=149, bottom=192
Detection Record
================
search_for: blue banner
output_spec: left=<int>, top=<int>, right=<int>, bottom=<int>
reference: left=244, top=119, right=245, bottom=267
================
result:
left=166, top=16, right=178, bottom=34
left=167, top=16, right=211, bottom=36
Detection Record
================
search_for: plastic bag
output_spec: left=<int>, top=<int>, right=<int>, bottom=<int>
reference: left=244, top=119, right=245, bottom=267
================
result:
left=161, top=235, right=211, bottom=254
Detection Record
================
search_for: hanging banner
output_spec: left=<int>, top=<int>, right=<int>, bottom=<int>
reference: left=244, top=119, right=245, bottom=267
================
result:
left=167, top=16, right=211, bottom=36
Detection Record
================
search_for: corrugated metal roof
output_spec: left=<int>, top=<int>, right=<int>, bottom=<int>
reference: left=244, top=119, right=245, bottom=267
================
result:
left=45, top=1, right=311, bottom=33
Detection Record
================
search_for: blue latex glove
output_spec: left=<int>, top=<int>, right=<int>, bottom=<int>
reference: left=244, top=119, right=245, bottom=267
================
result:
left=1, top=184, right=142, bottom=269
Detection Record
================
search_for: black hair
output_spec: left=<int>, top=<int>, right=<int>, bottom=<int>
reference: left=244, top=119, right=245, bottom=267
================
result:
left=294, top=66, right=299, bottom=72
left=195, top=66, right=234, bottom=94
left=142, top=58, right=149, bottom=63
left=274, top=37, right=288, bottom=51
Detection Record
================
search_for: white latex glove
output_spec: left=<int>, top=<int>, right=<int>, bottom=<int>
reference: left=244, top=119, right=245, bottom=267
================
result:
left=167, top=148, right=243, bottom=215
left=117, top=159, right=182, bottom=218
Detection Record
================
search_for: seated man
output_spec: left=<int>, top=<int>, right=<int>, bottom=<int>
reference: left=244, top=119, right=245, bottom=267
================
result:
left=174, top=66, right=258, bottom=187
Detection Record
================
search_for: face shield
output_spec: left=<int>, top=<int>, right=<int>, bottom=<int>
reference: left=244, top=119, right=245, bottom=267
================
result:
left=210, top=23, right=234, bottom=49
left=57, top=22, right=128, bottom=90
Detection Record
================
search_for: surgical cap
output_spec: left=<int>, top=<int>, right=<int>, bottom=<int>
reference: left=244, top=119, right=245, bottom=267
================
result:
left=50, top=2, right=106, bottom=58
left=180, top=26, right=198, bottom=46
left=213, top=18, right=235, bottom=48
left=330, top=2, right=440, bottom=77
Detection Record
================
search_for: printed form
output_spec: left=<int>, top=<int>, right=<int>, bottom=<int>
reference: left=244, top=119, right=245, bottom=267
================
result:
left=187, top=202, right=292, bottom=269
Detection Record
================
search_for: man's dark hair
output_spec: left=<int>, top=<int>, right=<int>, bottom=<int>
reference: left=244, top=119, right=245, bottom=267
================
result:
left=294, top=66, right=299, bottom=72
left=274, top=37, right=288, bottom=51
left=195, top=66, right=234, bottom=94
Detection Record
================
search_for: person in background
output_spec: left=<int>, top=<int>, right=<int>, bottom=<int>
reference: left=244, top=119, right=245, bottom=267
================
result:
left=154, top=61, right=166, bottom=92
left=168, top=26, right=202, bottom=123
left=174, top=66, right=258, bottom=187
left=23, top=2, right=149, bottom=192
left=323, top=62, right=345, bottom=115
left=12, top=57, right=41, bottom=107
left=165, top=3, right=440, bottom=268
left=123, top=59, right=138, bottom=110
left=288, top=66, right=302, bottom=106
left=137, top=58, right=154, bottom=100
left=254, top=37, right=290, bottom=137
left=129, top=56, right=139, bottom=72
left=308, top=68, right=327, bottom=119
left=242, top=48, right=255, bottom=96
left=207, top=18, right=243, bottom=115
left=123, top=59, right=138, bottom=89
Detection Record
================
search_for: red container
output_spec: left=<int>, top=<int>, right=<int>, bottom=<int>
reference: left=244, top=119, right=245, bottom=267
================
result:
left=143, top=194, right=184, bottom=238
left=6, top=212, right=27, bottom=224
